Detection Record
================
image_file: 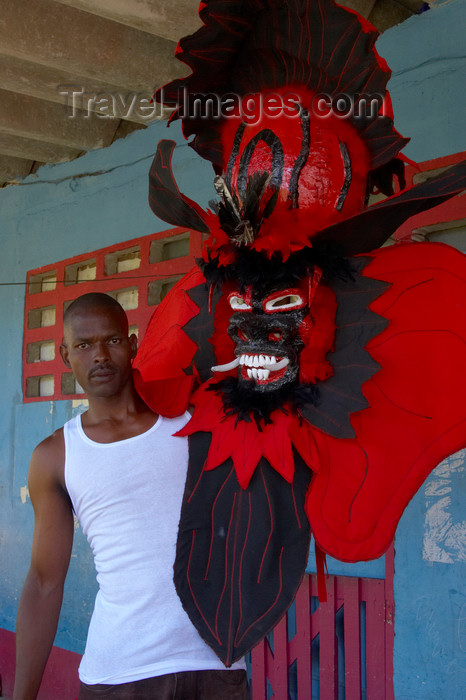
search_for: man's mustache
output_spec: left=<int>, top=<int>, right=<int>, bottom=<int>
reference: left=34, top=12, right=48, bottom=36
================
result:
left=88, top=362, right=118, bottom=378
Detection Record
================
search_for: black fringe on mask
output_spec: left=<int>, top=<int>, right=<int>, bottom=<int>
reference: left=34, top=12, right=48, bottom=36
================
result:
left=208, top=376, right=321, bottom=428
left=199, top=244, right=355, bottom=295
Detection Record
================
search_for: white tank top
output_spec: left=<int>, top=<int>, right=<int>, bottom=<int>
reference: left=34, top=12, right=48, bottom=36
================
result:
left=64, top=413, right=244, bottom=684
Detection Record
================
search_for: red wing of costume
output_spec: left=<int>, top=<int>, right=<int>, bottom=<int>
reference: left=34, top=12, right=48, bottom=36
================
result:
left=134, top=0, right=466, bottom=666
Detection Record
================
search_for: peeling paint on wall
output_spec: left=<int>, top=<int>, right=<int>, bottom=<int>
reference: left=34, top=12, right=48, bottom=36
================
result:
left=20, top=485, right=29, bottom=504
left=72, top=399, right=88, bottom=411
left=423, top=450, right=466, bottom=563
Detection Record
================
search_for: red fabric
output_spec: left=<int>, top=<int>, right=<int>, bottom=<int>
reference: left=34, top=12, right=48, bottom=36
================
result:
left=306, top=242, right=466, bottom=561
left=133, top=267, right=205, bottom=416
left=176, top=385, right=302, bottom=488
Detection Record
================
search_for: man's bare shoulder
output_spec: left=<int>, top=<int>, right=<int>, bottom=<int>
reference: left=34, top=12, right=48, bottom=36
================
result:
left=29, top=428, right=66, bottom=492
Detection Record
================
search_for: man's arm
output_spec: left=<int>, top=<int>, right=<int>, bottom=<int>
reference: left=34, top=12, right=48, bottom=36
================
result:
left=14, top=430, right=74, bottom=700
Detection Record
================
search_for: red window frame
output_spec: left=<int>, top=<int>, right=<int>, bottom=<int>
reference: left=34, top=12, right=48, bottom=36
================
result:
left=22, top=227, right=203, bottom=402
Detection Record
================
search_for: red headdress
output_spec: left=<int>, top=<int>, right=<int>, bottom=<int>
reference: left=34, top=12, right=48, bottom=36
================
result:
left=135, top=0, right=466, bottom=665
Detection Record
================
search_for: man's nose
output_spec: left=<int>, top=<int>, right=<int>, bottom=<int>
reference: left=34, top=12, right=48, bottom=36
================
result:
left=94, top=341, right=110, bottom=362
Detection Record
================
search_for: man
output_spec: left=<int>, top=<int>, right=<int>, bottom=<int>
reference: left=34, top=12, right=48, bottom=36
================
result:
left=14, top=293, right=249, bottom=700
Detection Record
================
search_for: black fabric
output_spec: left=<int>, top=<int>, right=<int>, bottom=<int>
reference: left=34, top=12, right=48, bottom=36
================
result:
left=183, top=282, right=222, bottom=383
left=313, top=160, right=466, bottom=254
left=300, top=256, right=390, bottom=438
left=148, top=140, right=210, bottom=233
left=174, top=432, right=312, bottom=666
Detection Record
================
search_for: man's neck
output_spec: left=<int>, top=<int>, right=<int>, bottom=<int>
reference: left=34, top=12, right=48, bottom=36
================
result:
left=81, top=388, right=158, bottom=443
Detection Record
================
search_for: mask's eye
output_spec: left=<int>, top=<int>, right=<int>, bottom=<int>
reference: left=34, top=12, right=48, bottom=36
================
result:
left=264, top=291, right=305, bottom=313
left=229, top=294, right=252, bottom=311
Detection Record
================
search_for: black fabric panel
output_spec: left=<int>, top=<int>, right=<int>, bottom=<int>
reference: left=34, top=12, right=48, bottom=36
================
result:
left=148, top=140, right=210, bottom=233
left=174, top=432, right=313, bottom=666
left=183, top=282, right=221, bottom=383
left=313, top=160, right=466, bottom=254
left=301, top=257, right=390, bottom=438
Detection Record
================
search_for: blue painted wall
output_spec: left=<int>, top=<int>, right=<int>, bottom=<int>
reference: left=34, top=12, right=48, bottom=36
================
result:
left=1, top=0, right=464, bottom=695
left=377, top=0, right=466, bottom=161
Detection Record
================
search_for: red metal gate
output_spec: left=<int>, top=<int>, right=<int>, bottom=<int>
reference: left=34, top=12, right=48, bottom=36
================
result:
left=251, top=551, right=394, bottom=700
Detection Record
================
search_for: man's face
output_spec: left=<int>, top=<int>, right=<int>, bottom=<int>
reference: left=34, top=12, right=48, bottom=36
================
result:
left=60, top=306, right=137, bottom=399
left=226, top=284, right=307, bottom=392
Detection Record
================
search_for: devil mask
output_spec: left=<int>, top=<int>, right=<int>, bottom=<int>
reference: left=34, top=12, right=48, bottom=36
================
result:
left=134, top=0, right=466, bottom=666
left=216, top=271, right=319, bottom=393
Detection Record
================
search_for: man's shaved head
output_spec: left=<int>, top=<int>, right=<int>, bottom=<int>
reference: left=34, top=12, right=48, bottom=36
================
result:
left=63, top=293, right=128, bottom=335
left=60, top=293, right=137, bottom=399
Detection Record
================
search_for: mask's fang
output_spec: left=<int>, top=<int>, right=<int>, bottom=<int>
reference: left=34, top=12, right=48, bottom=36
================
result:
left=269, top=357, right=289, bottom=371
left=211, top=358, right=241, bottom=372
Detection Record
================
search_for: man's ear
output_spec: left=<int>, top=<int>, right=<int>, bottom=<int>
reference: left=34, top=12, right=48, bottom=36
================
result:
left=129, top=334, right=138, bottom=360
left=59, top=341, right=71, bottom=368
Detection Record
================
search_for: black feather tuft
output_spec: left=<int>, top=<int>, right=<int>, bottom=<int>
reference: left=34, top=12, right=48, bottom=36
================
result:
left=208, top=376, right=320, bottom=428
left=199, top=244, right=355, bottom=293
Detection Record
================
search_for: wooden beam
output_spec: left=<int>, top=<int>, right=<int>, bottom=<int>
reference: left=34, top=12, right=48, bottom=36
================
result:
left=0, top=154, right=37, bottom=186
left=0, top=88, right=119, bottom=151
left=340, top=0, right=378, bottom=19
left=0, top=0, right=184, bottom=92
left=52, top=0, right=203, bottom=42
left=0, top=132, right=82, bottom=163
left=369, top=0, right=416, bottom=32
left=0, top=54, right=167, bottom=123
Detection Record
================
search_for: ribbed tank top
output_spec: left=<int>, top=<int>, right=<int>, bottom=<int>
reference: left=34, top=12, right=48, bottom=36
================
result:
left=64, top=413, right=244, bottom=684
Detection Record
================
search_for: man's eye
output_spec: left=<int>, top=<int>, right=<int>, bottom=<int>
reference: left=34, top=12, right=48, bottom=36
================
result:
left=264, top=293, right=304, bottom=312
left=77, top=343, right=89, bottom=349
left=229, top=295, right=252, bottom=311
left=109, top=338, right=121, bottom=344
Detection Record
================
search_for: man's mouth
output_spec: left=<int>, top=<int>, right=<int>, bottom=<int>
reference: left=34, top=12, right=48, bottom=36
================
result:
left=89, top=365, right=117, bottom=379
left=212, top=354, right=289, bottom=384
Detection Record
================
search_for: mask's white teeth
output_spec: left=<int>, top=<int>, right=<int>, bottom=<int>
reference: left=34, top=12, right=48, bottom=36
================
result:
left=211, top=357, right=240, bottom=373
left=238, top=354, right=288, bottom=375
